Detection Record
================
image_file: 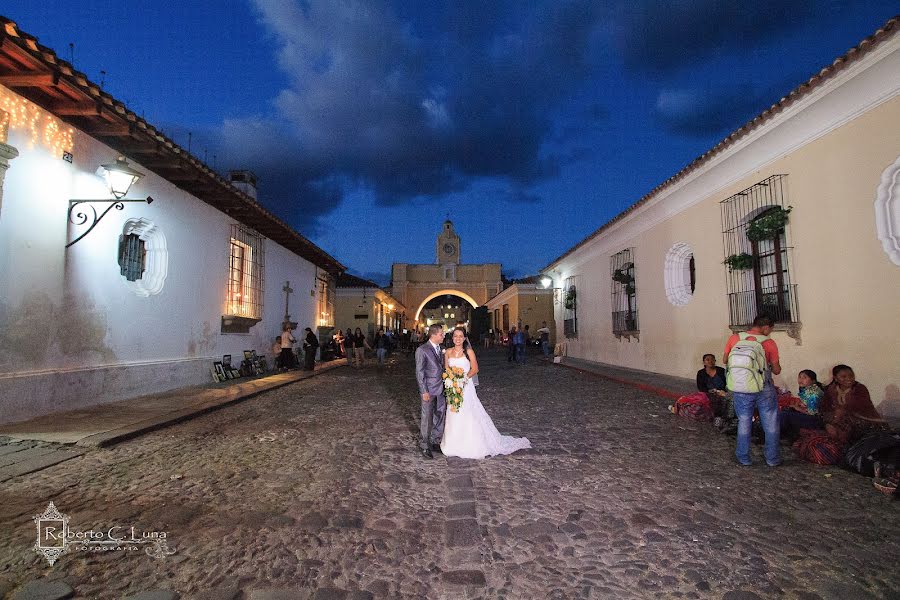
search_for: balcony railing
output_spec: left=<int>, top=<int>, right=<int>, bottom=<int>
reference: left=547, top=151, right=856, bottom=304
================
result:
left=612, top=310, right=639, bottom=334
left=727, top=284, right=799, bottom=328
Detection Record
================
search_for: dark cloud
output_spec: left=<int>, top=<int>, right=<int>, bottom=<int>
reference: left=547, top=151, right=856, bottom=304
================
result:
left=619, top=0, right=847, bottom=72
left=653, top=76, right=803, bottom=136
left=213, top=0, right=604, bottom=228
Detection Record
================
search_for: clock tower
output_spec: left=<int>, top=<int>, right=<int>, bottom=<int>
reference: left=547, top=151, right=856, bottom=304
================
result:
left=436, top=219, right=461, bottom=265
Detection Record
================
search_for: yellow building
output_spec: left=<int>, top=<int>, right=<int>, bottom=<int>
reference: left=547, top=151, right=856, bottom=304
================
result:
left=486, top=277, right=555, bottom=345
left=390, top=220, right=502, bottom=325
left=543, top=18, right=900, bottom=419
left=334, top=273, right=407, bottom=337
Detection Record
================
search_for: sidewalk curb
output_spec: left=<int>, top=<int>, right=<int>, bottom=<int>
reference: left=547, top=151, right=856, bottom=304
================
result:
left=553, top=361, right=682, bottom=401
left=75, top=362, right=347, bottom=448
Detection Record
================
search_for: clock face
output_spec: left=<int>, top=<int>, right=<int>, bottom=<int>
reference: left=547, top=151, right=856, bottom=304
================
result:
left=443, top=243, right=456, bottom=255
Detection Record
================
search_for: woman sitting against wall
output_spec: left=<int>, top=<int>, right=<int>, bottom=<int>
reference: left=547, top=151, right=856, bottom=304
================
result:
left=779, top=369, right=825, bottom=441
left=821, top=364, right=888, bottom=444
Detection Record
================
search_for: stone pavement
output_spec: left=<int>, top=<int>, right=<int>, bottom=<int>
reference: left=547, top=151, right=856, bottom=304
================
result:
left=0, top=359, right=346, bottom=448
left=0, top=350, right=897, bottom=599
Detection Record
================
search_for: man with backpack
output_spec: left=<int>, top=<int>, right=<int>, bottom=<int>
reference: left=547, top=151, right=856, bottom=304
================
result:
left=723, top=314, right=782, bottom=467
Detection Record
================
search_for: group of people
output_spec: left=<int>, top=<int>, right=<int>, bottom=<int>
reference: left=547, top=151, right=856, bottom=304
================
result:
left=489, top=321, right=553, bottom=363
left=332, top=327, right=396, bottom=367
left=690, top=314, right=890, bottom=468
left=274, top=323, right=320, bottom=371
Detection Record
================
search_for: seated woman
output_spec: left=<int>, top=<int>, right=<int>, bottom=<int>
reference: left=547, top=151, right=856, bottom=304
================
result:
left=696, top=354, right=728, bottom=420
left=821, top=364, right=888, bottom=444
left=779, top=369, right=825, bottom=440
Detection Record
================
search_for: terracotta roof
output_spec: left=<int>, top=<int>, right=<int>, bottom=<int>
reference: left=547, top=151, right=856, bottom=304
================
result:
left=336, top=272, right=381, bottom=288
left=543, top=14, right=900, bottom=272
left=0, top=17, right=345, bottom=274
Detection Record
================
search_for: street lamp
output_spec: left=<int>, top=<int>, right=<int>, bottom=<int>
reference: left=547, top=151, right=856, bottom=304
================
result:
left=540, top=276, right=553, bottom=289
left=67, top=156, right=154, bottom=248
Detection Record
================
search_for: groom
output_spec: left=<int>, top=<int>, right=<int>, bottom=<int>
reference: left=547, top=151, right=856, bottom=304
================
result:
left=415, top=324, right=446, bottom=459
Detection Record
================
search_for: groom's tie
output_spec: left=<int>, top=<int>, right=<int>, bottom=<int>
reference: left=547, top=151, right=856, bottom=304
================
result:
left=433, top=344, right=441, bottom=363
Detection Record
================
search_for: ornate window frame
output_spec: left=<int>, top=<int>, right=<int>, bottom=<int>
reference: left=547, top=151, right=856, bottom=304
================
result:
left=874, top=155, right=900, bottom=266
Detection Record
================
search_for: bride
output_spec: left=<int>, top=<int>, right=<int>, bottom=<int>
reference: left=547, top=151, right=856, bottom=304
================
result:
left=440, top=327, right=531, bottom=459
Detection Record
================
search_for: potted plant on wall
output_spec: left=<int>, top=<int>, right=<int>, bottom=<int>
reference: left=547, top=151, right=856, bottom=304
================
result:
left=564, top=287, right=577, bottom=310
left=723, top=253, right=754, bottom=271
left=612, top=268, right=636, bottom=295
left=747, top=206, right=793, bottom=242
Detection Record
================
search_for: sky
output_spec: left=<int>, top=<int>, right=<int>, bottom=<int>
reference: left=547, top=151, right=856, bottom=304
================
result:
left=4, top=1, right=897, bottom=284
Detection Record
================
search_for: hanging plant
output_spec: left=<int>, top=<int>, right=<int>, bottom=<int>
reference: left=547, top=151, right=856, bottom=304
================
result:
left=746, top=206, right=793, bottom=242
left=723, top=253, right=754, bottom=271
left=564, top=288, right=577, bottom=310
left=612, top=268, right=634, bottom=286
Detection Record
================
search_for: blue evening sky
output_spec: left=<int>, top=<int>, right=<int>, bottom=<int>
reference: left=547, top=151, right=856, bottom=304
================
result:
left=4, top=1, right=896, bottom=284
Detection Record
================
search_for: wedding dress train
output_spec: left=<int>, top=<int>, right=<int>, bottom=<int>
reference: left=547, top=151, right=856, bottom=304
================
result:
left=440, top=356, right=531, bottom=459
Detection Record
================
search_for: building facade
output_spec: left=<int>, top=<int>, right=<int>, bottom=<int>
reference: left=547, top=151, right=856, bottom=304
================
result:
left=390, top=220, right=502, bottom=325
left=543, top=18, right=900, bottom=419
left=333, top=273, right=406, bottom=336
left=486, top=279, right=555, bottom=345
left=0, top=20, right=344, bottom=424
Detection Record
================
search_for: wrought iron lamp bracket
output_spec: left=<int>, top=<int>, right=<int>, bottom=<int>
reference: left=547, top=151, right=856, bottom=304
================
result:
left=66, top=196, right=153, bottom=248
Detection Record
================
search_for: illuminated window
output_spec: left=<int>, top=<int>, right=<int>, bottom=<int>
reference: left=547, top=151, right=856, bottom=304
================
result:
left=226, top=225, right=265, bottom=320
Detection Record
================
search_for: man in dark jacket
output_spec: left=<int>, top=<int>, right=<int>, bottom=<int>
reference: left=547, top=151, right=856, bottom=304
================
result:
left=303, top=327, right=319, bottom=371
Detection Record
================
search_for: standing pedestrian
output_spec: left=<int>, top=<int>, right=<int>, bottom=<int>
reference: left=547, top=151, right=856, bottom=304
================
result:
left=303, top=327, right=319, bottom=371
left=280, top=324, right=297, bottom=370
left=344, top=328, right=354, bottom=365
left=353, top=327, right=371, bottom=367
left=516, top=325, right=528, bottom=364
left=507, top=327, right=517, bottom=363
left=537, top=321, right=551, bottom=357
left=723, top=313, right=782, bottom=467
left=374, top=328, right=390, bottom=365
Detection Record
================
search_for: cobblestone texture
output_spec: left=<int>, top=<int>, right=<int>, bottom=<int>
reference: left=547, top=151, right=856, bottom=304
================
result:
left=0, top=351, right=897, bottom=599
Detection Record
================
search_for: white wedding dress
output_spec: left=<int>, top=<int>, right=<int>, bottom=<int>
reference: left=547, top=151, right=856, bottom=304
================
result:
left=440, top=355, right=531, bottom=459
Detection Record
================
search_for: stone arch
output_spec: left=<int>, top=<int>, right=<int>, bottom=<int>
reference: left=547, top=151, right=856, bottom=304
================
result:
left=414, top=289, right=480, bottom=321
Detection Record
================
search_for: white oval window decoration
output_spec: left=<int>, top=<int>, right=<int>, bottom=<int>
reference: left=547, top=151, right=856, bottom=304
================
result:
left=664, top=242, right=695, bottom=306
left=874, top=155, right=900, bottom=266
left=119, top=218, right=168, bottom=297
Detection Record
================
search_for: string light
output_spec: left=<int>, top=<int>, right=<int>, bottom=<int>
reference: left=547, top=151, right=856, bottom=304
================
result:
left=0, top=88, right=75, bottom=155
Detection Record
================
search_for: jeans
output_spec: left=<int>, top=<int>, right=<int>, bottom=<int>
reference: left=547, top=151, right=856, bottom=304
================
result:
left=733, top=386, right=781, bottom=465
left=541, top=340, right=550, bottom=357
left=516, top=343, right=526, bottom=364
left=376, top=348, right=387, bottom=364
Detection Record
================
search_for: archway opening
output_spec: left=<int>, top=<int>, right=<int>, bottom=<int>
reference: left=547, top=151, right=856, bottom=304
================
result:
left=413, top=290, right=480, bottom=328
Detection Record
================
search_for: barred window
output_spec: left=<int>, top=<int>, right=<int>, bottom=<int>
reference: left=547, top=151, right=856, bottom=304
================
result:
left=611, top=249, right=638, bottom=334
left=118, top=233, right=146, bottom=282
left=721, top=175, right=797, bottom=327
left=226, top=225, right=265, bottom=320
left=563, top=276, right=577, bottom=338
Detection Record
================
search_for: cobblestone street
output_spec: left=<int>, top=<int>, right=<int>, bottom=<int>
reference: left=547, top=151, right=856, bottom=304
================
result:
left=1, top=351, right=898, bottom=599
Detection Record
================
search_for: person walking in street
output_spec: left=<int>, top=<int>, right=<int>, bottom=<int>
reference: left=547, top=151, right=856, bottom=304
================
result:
left=516, top=325, right=528, bottom=364
left=303, top=327, right=319, bottom=371
left=344, top=328, right=354, bottom=365
left=374, top=328, right=390, bottom=365
left=537, top=322, right=551, bottom=358
left=352, top=327, right=371, bottom=368
left=280, top=324, right=297, bottom=371
left=723, top=313, right=782, bottom=467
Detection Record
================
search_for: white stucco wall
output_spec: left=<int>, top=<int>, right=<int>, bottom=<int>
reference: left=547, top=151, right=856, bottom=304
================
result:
left=0, top=88, right=329, bottom=424
left=549, top=37, right=900, bottom=419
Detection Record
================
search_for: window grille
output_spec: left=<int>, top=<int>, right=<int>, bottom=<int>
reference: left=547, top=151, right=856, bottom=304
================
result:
left=610, top=249, right=638, bottom=334
left=720, top=175, right=798, bottom=327
left=118, top=233, right=145, bottom=282
left=317, top=275, right=334, bottom=326
left=226, top=224, right=265, bottom=320
left=563, top=276, right=577, bottom=338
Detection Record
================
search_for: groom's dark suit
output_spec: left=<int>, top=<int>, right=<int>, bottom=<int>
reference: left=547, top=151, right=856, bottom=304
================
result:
left=415, top=340, right=446, bottom=452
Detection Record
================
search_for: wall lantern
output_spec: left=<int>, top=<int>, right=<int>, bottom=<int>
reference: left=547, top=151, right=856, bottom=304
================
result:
left=67, top=156, right=154, bottom=248
left=540, top=276, right=553, bottom=289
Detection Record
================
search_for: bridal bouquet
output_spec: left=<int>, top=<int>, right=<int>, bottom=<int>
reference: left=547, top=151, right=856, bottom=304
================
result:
left=442, top=366, right=467, bottom=412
